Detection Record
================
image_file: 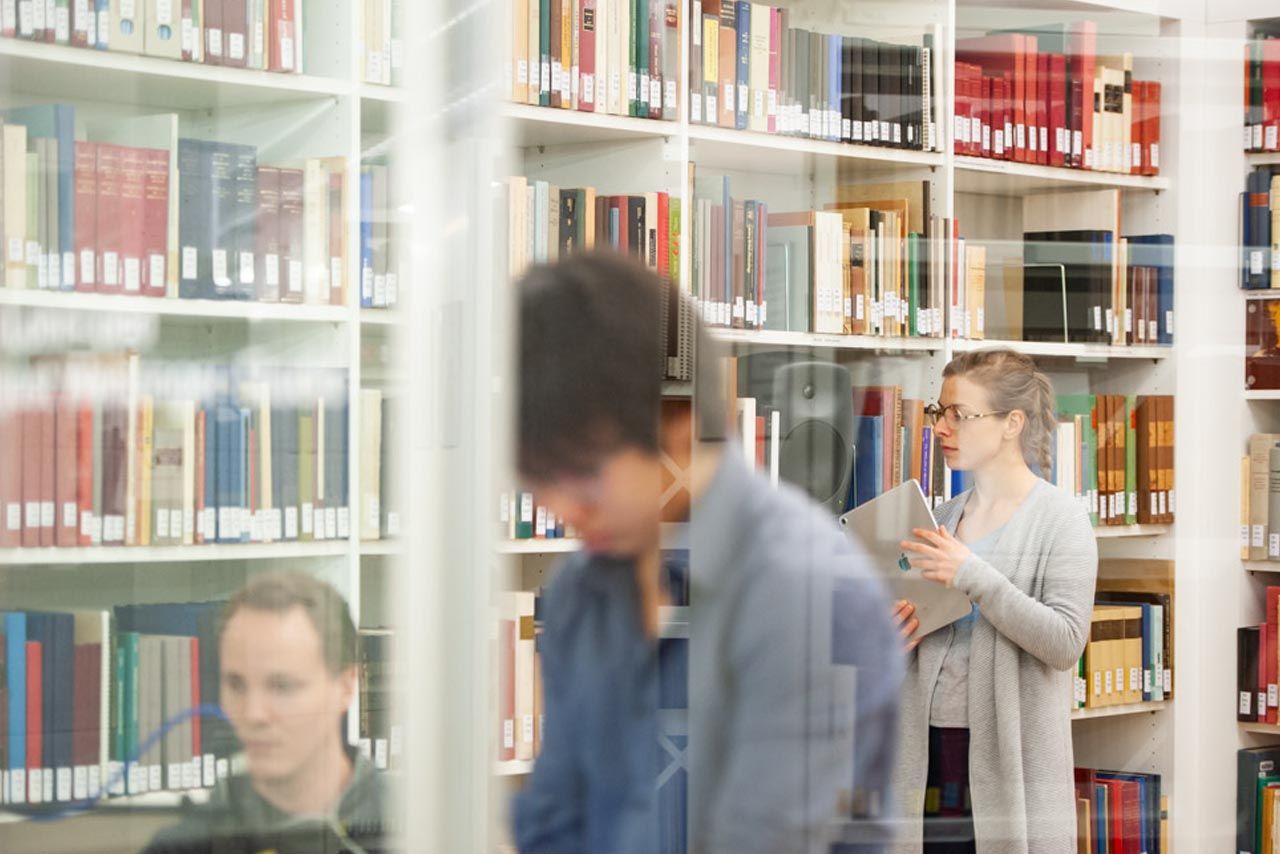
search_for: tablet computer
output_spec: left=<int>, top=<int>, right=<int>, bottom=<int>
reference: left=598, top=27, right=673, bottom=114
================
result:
left=838, top=479, right=973, bottom=639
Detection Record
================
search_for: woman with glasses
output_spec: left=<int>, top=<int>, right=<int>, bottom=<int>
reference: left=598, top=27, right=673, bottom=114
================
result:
left=889, top=348, right=1097, bottom=854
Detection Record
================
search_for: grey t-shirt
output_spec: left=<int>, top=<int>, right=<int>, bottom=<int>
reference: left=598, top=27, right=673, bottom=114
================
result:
left=927, top=527, right=1003, bottom=729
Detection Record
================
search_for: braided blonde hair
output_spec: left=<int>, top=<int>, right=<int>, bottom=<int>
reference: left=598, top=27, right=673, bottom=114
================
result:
left=943, top=348, right=1056, bottom=476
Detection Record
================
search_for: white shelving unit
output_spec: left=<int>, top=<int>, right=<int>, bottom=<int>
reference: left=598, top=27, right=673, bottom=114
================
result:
left=1072, top=700, right=1170, bottom=721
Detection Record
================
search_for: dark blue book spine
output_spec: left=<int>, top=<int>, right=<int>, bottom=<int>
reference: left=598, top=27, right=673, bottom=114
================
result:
left=25, top=614, right=56, bottom=774
left=6, top=612, right=27, bottom=782
left=734, top=1, right=749, bottom=130
left=231, top=144, right=258, bottom=301
left=177, top=139, right=211, bottom=300
left=51, top=613, right=74, bottom=794
left=360, top=170, right=374, bottom=308
left=215, top=403, right=237, bottom=544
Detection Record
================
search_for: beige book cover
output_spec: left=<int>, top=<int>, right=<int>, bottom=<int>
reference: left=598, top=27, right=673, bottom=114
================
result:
left=359, top=388, right=382, bottom=540
left=1249, top=433, right=1280, bottom=561
left=109, top=0, right=146, bottom=54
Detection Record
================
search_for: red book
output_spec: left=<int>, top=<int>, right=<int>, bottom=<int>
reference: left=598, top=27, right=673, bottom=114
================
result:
left=328, top=171, right=344, bottom=306
left=0, top=384, right=20, bottom=548
left=194, top=408, right=205, bottom=544
left=27, top=641, right=42, bottom=788
left=1023, top=39, right=1038, bottom=164
left=1050, top=54, right=1067, bottom=168
left=76, top=403, right=93, bottom=546
left=1268, top=587, right=1280, bottom=724
left=1070, top=77, right=1086, bottom=169
left=1036, top=51, right=1049, bottom=165
left=657, top=192, right=669, bottom=280
left=204, top=0, right=224, bottom=65
left=1265, top=40, right=1280, bottom=152
left=1130, top=80, right=1144, bottom=176
left=189, top=637, right=201, bottom=757
left=20, top=408, right=41, bottom=548
left=118, top=146, right=147, bottom=297
left=223, top=0, right=247, bottom=67
left=498, top=619, right=515, bottom=761
left=1145, top=81, right=1161, bottom=176
left=1069, top=20, right=1097, bottom=169
left=578, top=0, right=596, bottom=112
left=967, top=63, right=981, bottom=156
left=53, top=393, right=78, bottom=548
left=980, top=75, right=992, bottom=157
left=755, top=415, right=765, bottom=469
left=768, top=8, right=780, bottom=134
left=72, top=643, right=101, bottom=769
left=141, top=147, right=169, bottom=298
left=181, top=0, right=196, bottom=60
left=94, top=143, right=123, bottom=295
left=269, top=0, right=297, bottom=72
left=255, top=166, right=281, bottom=302
left=278, top=168, right=304, bottom=304
left=955, top=62, right=973, bottom=156
left=1262, top=623, right=1270, bottom=722
left=74, top=142, right=97, bottom=294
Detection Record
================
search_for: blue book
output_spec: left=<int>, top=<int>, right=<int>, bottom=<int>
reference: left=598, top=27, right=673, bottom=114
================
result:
left=1094, top=782, right=1109, bottom=854
left=5, top=612, right=27, bottom=789
left=228, top=143, right=259, bottom=301
left=609, top=207, right=619, bottom=249
left=3, top=105, right=76, bottom=290
left=177, top=139, right=213, bottom=300
left=734, top=2, right=750, bottom=130
left=852, top=415, right=883, bottom=507
left=920, top=425, right=932, bottom=498
left=214, top=404, right=239, bottom=544
left=360, top=169, right=374, bottom=308
left=94, top=0, right=109, bottom=47
left=27, top=612, right=74, bottom=795
left=1128, top=233, right=1175, bottom=345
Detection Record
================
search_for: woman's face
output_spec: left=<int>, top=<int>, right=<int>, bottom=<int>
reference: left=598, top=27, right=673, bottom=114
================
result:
left=933, top=375, right=1016, bottom=472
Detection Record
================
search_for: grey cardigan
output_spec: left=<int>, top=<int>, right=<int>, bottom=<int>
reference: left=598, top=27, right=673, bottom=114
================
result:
left=890, top=479, right=1098, bottom=854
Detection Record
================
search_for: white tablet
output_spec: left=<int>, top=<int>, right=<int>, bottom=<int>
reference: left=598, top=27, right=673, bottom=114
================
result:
left=838, top=479, right=973, bottom=639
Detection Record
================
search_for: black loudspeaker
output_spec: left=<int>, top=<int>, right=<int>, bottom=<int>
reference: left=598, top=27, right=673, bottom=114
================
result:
left=739, top=355, right=854, bottom=515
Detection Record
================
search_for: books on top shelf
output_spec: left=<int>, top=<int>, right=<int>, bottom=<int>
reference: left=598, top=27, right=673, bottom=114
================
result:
left=1054, top=395, right=1175, bottom=529
left=687, top=4, right=940, bottom=151
left=510, top=0, right=679, bottom=120
left=1074, top=767, right=1166, bottom=854
left=0, top=106, right=347, bottom=308
left=1238, top=587, right=1280, bottom=725
left=955, top=24, right=1162, bottom=176
left=1245, top=29, right=1280, bottom=153
left=693, top=177, right=950, bottom=340
left=1242, top=165, right=1280, bottom=290
left=360, top=162, right=400, bottom=310
left=1076, top=598, right=1169, bottom=712
left=0, top=355, right=350, bottom=551
left=1241, top=434, right=1280, bottom=562
left=356, top=628, right=400, bottom=771
left=360, top=0, right=404, bottom=86
left=0, top=0, right=305, bottom=72
left=501, top=491, right=576, bottom=541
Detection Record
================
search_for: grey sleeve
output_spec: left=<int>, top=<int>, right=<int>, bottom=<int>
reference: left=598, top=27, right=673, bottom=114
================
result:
left=951, top=512, right=1098, bottom=672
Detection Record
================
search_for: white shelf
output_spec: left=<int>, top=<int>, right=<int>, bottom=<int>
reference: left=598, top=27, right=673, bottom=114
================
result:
left=1094, top=524, right=1172, bottom=539
left=1245, top=389, right=1280, bottom=400
left=0, top=541, right=350, bottom=566
left=361, top=540, right=404, bottom=556
left=1071, top=700, right=1168, bottom=721
left=714, top=329, right=942, bottom=352
left=0, top=288, right=350, bottom=323
left=361, top=309, right=403, bottom=326
left=498, top=538, right=581, bottom=554
left=662, top=381, right=693, bottom=397
left=1244, top=560, right=1280, bottom=572
left=360, top=83, right=406, bottom=103
left=505, top=102, right=675, bottom=147
left=950, top=338, right=1171, bottom=360
left=1243, top=291, right=1280, bottom=301
left=0, top=39, right=348, bottom=110
left=954, top=156, right=1171, bottom=195
left=0, top=787, right=211, bottom=824
left=1247, top=151, right=1280, bottom=165
left=1240, top=722, right=1280, bottom=736
left=495, top=759, right=535, bottom=776
left=687, top=124, right=943, bottom=174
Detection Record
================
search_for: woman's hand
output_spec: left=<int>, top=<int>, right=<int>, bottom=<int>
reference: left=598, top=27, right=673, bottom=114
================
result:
left=893, top=600, right=921, bottom=652
left=900, top=525, right=972, bottom=588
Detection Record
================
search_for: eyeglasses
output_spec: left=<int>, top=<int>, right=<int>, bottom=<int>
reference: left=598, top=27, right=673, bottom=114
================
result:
left=923, top=403, right=1011, bottom=429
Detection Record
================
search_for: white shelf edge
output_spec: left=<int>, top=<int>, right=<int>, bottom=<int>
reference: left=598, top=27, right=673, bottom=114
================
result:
left=687, top=123, right=945, bottom=167
left=950, top=338, right=1171, bottom=360
left=359, top=83, right=406, bottom=103
left=0, top=541, right=351, bottom=566
left=1244, top=560, right=1280, bottom=572
left=1071, top=700, right=1169, bottom=721
left=361, top=309, right=403, bottom=326
left=954, top=155, right=1171, bottom=192
left=0, top=787, right=211, bottom=824
left=713, top=329, right=942, bottom=352
left=0, top=38, right=350, bottom=98
left=1245, top=390, right=1280, bottom=400
left=0, top=289, right=351, bottom=323
left=494, top=759, right=535, bottom=776
left=498, top=538, right=581, bottom=554
left=360, top=540, right=404, bottom=556
left=1093, top=524, right=1172, bottom=539
left=1243, top=290, right=1280, bottom=301
left=1247, top=151, right=1280, bottom=165
left=1240, top=722, right=1280, bottom=735
left=504, top=102, right=675, bottom=139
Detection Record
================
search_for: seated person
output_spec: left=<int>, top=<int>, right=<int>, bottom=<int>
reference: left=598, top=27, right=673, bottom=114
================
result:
left=142, top=572, right=391, bottom=854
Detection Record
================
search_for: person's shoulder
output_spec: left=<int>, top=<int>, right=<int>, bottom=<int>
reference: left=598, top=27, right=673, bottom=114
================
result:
left=1029, top=479, right=1093, bottom=530
left=139, top=794, right=230, bottom=854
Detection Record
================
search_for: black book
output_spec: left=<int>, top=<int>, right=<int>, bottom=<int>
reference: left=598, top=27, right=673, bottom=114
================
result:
left=559, top=189, right=578, bottom=256
left=848, top=37, right=863, bottom=143
left=177, top=139, right=212, bottom=300
left=627, top=196, right=646, bottom=264
left=863, top=39, right=880, bottom=145
left=1022, top=230, right=1112, bottom=344
left=905, top=45, right=922, bottom=150
left=1240, top=626, right=1261, bottom=723
left=1239, top=746, right=1280, bottom=854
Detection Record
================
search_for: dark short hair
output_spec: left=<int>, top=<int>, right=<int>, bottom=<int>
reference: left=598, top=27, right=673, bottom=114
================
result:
left=517, top=252, right=668, bottom=481
left=219, top=572, right=356, bottom=675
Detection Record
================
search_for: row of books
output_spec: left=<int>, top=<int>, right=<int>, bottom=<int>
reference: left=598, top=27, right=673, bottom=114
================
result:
left=500, top=492, right=576, bottom=540
left=356, top=628, right=399, bottom=771
left=1245, top=33, right=1280, bottom=152
left=1237, top=588, right=1280, bottom=724
left=0, top=602, right=232, bottom=806
left=955, top=27, right=1162, bottom=175
left=509, top=0, right=680, bottom=120
left=496, top=591, right=541, bottom=763
left=1, top=0, right=304, bottom=72
left=0, top=356, right=352, bottom=549
left=505, top=177, right=692, bottom=382
left=1243, top=165, right=1280, bottom=290
left=1075, top=768, right=1166, bottom=854
left=1053, top=395, right=1176, bottom=528
left=1075, top=596, right=1171, bottom=711
left=0, top=106, right=349, bottom=306
left=357, top=389, right=399, bottom=541
left=359, top=163, right=400, bottom=310
left=1240, top=746, right=1280, bottom=854
left=692, top=178, right=950, bottom=339
left=1241, top=434, right=1280, bottom=562
left=358, top=0, right=404, bottom=86
left=686, top=6, right=939, bottom=150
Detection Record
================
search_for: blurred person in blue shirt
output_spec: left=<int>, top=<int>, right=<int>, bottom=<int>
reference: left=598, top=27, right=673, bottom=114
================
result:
left=511, top=252, right=903, bottom=854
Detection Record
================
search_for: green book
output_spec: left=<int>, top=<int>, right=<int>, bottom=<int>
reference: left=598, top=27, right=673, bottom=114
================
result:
left=120, top=632, right=139, bottom=790
left=1057, top=394, right=1098, bottom=527
left=636, top=0, right=649, bottom=115
left=629, top=0, right=640, bottom=116
left=516, top=492, right=535, bottom=539
left=1124, top=394, right=1138, bottom=525
left=539, top=0, right=551, bottom=107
